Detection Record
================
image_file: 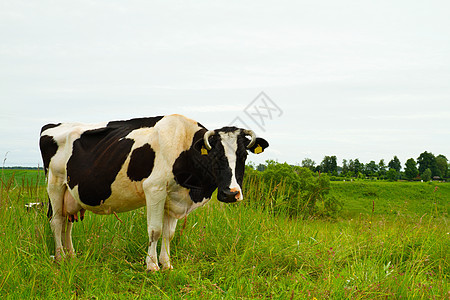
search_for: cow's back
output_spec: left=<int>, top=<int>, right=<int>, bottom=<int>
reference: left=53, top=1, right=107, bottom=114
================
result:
left=40, top=122, right=109, bottom=176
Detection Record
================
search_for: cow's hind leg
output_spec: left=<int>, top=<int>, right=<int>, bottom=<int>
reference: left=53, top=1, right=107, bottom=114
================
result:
left=62, top=221, right=75, bottom=258
left=62, top=190, right=83, bottom=257
left=159, top=213, right=178, bottom=271
left=47, top=182, right=67, bottom=261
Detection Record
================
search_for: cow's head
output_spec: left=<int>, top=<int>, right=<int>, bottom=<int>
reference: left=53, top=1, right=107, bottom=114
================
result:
left=195, top=127, right=269, bottom=203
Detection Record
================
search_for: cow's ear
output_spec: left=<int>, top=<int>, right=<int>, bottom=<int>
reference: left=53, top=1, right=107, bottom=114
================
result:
left=248, top=138, right=269, bottom=154
left=194, top=139, right=209, bottom=156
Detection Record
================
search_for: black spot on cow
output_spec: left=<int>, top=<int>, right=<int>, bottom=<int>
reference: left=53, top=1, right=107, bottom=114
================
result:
left=127, top=144, right=156, bottom=181
left=40, top=123, right=61, bottom=134
left=67, top=116, right=164, bottom=206
left=107, top=116, right=163, bottom=130
left=172, top=128, right=216, bottom=203
left=39, top=135, right=58, bottom=175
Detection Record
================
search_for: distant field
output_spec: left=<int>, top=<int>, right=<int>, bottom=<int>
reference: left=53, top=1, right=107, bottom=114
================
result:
left=1, top=168, right=46, bottom=188
left=330, top=180, right=450, bottom=218
left=0, top=170, right=448, bottom=299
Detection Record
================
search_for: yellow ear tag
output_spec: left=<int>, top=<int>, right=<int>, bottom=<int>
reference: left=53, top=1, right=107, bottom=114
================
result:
left=254, top=144, right=263, bottom=154
left=201, top=146, right=208, bottom=155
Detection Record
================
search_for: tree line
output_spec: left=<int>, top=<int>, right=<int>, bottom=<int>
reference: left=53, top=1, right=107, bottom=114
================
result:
left=296, top=151, right=448, bottom=181
left=1, top=166, right=41, bottom=170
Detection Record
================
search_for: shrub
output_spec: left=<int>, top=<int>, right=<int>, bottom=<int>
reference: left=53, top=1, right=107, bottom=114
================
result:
left=421, top=168, right=432, bottom=181
left=386, top=168, right=398, bottom=181
left=243, top=161, right=342, bottom=218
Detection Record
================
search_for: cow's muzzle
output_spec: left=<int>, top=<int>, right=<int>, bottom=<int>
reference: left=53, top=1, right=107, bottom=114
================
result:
left=217, top=189, right=241, bottom=203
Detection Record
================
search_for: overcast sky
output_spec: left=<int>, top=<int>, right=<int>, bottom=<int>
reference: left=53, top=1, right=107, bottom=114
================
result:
left=1, top=0, right=449, bottom=168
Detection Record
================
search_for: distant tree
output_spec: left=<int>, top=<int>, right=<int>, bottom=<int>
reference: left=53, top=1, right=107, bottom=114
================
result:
left=435, top=155, right=448, bottom=178
left=378, top=159, right=387, bottom=176
left=301, top=158, right=316, bottom=171
left=347, top=159, right=363, bottom=177
left=347, top=159, right=355, bottom=176
left=386, top=168, right=398, bottom=181
left=404, top=158, right=419, bottom=180
left=421, top=168, right=432, bottom=181
left=353, top=158, right=364, bottom=174
left=320, top=156, right=337, bottom=175
left=342, top=159, right=349, bottom=175
left=388, top=156, right=401, bottom=172
left=365, top=161, right=378, bottom=177
left=256, top=163, right=267, bottom=172
left=417, top=151, right=438, bottom=176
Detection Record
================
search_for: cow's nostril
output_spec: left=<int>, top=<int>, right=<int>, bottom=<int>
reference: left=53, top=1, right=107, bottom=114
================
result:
left=230, top=188, right=241, bottom=200
left=220, top=189, right=240, bottom=202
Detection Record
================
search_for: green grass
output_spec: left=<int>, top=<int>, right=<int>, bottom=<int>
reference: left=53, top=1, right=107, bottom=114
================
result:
left=0, top=170, right=448, bottom=299
left=330, top=181, right=450, bottom=218
left=1, top=168, right=46, bottom=187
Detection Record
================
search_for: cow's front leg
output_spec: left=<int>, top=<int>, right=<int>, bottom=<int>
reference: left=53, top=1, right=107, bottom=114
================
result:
left=144, top=183, right=167, bottom=272
left=159, top=213, right=178, bottom=270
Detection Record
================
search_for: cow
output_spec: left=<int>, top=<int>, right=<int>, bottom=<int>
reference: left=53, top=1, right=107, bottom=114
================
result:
left=39, top=114, right=269, bottom=271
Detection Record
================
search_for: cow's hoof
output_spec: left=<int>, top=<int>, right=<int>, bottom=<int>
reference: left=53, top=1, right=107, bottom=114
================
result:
left=54, top=249, right=64, bottom=263
left=146, top=265, right=160, bottom=273
left=161, top=264, right=173, bottom=271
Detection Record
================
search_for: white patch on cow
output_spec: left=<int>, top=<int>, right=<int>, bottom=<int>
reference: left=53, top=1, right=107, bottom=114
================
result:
left=219, top=131, right=243, bottom=201
left=125, top=127, right=157, bottom=147
left=186, top=197, right=211, bottom=214
left=164, top=181, right=212, bottom=219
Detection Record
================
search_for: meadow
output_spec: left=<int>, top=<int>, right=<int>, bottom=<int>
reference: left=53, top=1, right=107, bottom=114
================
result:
left=0, top=169, right=448, bottom=299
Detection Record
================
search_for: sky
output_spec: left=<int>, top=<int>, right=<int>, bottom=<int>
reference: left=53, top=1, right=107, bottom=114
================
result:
left=1, top=0, right=449, bottom=168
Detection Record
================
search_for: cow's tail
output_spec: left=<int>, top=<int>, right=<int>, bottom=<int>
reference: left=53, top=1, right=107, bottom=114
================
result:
left=47, top=198, right=53, bottom=220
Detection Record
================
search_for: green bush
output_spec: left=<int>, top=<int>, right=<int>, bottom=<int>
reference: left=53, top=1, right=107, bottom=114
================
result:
left=243, top=161, right=342, bottom=218
left=386, top=168, right=398, bottom=181
left=421, top=168, right=432, bottom=181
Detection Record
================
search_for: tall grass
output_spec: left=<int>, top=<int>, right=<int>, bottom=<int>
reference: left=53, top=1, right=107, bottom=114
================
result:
left=0, top=170, right=448, bottom=299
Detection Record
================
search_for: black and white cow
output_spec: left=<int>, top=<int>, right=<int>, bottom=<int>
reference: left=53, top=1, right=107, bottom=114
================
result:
left=39, top=114, right=268, bottom=271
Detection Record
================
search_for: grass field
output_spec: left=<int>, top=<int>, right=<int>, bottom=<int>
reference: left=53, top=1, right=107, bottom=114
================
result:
left=330, top=180, right=450, bottom=218
left=0, top=169, right=448, bottom=299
